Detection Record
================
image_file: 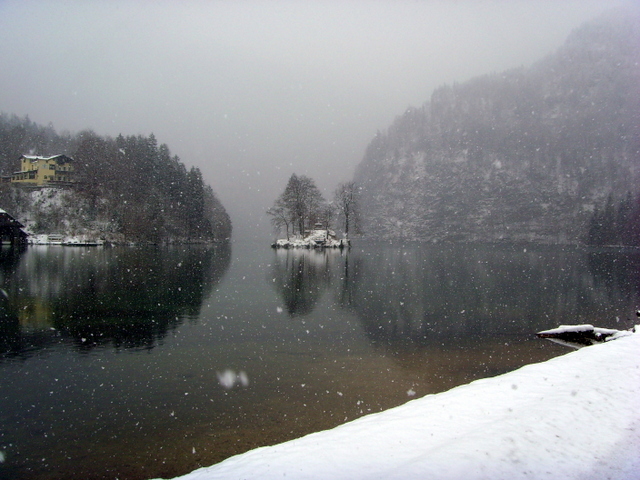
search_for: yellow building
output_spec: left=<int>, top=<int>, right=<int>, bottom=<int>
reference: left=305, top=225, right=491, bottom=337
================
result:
left=11, top=154, right=74, bottom=186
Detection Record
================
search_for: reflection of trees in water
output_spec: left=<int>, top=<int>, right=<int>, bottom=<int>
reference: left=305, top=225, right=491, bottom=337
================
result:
left=343, top=244, right=640, bottom=347
left=270, top=249, right=342, bottom=317
left=0, top=245, right=25, bottom=279
left=587, top=250, right=640, bottom=312
left=0, top=243, right=231, bottom=357
left=336, top=254, right=358, bottom=309
left=0, top=246, right=27, bottom=355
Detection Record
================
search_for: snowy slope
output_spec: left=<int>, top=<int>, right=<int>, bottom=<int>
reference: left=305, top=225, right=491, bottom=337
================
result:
left=158, top=331, right=640, bottom=480
left=353, top=9, right=640, bottom=243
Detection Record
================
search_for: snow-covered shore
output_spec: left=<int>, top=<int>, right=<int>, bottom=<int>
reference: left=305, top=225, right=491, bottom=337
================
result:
left=27, top=233, right=105, bottom=246
left=157, top=330, right=640, bottom=480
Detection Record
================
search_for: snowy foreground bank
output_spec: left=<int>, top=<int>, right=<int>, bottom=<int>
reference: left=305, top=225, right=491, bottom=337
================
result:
left=158, top=330, right=640, bottom=480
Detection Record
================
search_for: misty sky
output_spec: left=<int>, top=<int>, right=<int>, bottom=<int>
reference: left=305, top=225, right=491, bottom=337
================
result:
left=0, top=0, right=626, bottom=238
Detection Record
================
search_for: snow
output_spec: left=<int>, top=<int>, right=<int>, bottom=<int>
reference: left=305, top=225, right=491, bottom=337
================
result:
left=28, top=234, right=104, bottom=246
left=157, top=330, right=640, bottom=480
left=537, top=324, right=622, bottom=336
left=21, top=154, right=70, bottom=161
left=216, top=370, right=250, bottom=390
left=273, top=229, right=349, bottom=249
left=536, top=324, right=633, bottom=348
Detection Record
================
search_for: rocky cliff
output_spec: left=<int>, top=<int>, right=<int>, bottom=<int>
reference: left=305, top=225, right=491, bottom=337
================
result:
left=354, top=8, right=640, bottom=243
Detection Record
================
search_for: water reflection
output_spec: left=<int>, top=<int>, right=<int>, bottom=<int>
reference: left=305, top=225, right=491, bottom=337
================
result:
left=0, top=244, right=231, bottom=358
left=271, top=243, right=639, bottom=347
left=587, top=250, right=640, bottom=304
left=1, top=241, right=637, bottom=480
left=270, top=248, right=342, bottom=317
left=360, top=244, right=638, bottom=346
left=346, top=244, right=639, bottom=347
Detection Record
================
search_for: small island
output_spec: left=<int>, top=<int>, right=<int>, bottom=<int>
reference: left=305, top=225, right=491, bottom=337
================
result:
left=267, top=174, right=359, bottom=249
left=271, top=223, right=350, bottom=249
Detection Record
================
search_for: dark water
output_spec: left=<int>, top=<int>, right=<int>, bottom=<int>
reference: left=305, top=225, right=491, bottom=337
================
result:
left=0, top=241, right=638, bottom=480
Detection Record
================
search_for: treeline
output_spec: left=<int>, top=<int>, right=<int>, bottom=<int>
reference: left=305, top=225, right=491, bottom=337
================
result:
left=0, top=113, right=231, bottom=242
left=0, top=113, right=72, bottom=172
left=586, top=193, right=640, bottom=247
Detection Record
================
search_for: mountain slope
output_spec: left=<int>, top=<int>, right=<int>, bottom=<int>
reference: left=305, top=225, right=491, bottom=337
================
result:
left=354, top=8, right=640, bottom=243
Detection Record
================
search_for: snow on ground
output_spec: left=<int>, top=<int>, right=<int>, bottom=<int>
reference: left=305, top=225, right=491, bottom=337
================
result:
left=536, top=324, right=632, bottom=348
left=27, top=234, right=105, bottom=246
left=158, top=330, right=640, bottom=480
left=273, top=229, right=348, bottom=248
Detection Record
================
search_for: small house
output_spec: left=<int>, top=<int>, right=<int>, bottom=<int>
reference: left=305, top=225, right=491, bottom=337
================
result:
left=11, top=154, right=74, bottom=186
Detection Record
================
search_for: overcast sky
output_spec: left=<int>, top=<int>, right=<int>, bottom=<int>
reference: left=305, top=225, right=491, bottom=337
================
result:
left=0, top=0, right=626, bottom=238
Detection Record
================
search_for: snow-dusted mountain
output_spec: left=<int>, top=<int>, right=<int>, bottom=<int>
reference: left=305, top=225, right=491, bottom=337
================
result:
left=354, top=8, right=640, bottom=243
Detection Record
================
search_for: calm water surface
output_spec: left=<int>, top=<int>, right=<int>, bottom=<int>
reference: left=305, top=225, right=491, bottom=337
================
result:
left=0, top=241, right=638, bottom=480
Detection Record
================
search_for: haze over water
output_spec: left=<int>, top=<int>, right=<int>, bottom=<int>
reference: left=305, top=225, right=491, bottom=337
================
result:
left=0, top=1, right=627, bottom=236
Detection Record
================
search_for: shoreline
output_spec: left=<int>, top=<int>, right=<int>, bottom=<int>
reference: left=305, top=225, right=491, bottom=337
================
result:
left=157, top=331, right=640, bottom=480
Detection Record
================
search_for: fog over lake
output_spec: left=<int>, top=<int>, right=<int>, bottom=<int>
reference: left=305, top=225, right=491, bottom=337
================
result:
left=0, top=0, right=627, bottom=237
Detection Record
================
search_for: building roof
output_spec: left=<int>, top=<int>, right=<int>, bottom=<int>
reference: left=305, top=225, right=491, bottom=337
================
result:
left=21, top=154, right=73, bottom=163
left=0, top=209, right=25, bottom=228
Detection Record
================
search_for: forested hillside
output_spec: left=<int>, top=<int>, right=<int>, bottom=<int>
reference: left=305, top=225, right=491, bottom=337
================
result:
left=354, top=8, right=640, bottom=244
left=0, top=114, right=231, bottom=243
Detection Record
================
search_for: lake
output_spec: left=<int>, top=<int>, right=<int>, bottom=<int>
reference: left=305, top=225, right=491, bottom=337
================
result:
left=1, top=241, right=638, bottom=480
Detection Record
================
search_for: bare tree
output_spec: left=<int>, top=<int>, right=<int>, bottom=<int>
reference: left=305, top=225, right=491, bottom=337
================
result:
left=266, top=198, right=292, bottom=240
left=268, top=173, right=326, bottom=237
left=334, top=181, right=361, bottom=238
left=316, top=202, right=335, bottom=230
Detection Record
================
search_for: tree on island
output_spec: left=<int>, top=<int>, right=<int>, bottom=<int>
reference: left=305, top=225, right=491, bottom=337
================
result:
left=266, top=199, right=292, bottom=240
left=333, top=181, right=361, bottom=238
left=267, top=173, right=327, bottom=238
